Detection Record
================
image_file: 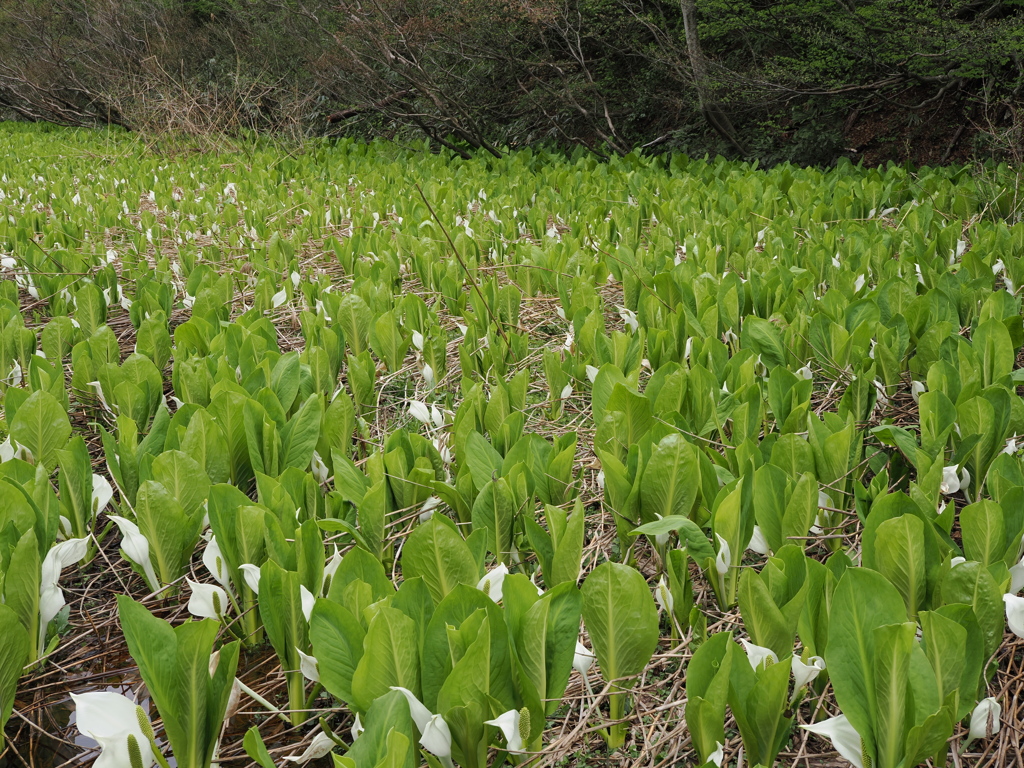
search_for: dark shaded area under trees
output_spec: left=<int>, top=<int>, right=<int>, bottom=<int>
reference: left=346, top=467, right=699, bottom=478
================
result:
left=0, top=0, right=1021, bottom=166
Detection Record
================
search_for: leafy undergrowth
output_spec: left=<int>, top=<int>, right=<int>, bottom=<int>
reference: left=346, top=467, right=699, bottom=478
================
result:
left=0, top=124, right=1023, bottom=768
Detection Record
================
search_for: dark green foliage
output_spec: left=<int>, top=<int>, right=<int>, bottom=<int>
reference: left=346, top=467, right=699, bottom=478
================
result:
left=0, top=0, right=1021, bottom=164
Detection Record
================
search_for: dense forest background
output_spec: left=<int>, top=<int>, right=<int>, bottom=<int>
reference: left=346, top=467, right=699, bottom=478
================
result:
left=0, top=0, right=1021, bottom=166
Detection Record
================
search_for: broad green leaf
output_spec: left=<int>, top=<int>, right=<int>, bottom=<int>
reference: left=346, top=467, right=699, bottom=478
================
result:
left=960, top=500, right=1005, bottom=567
left=631, top=515, right=715, bottom=562
left=873, top=514, right=927, bottom=618
left=10, top=390, right=71, bottom=471
left=282, top=393, right=324, bottom=470
left=685, top=632, right=734, bottom=764
left=151, top=449, right=210, bottom=517
left=470, top=477, right=514, bottom=564
left=117, top=596, right=240, bottom=768
left=351, top=606, right=420, bottom=711
left=872, top=621, right=915, bottom=768
left=581, top=562, right=659, bottom=687
left=514, top=582, right=582, bottom=717
left=341, top=690, right=416, bottom=768
left=401, top=516, right=479, bottom=604
left=639, top=433, right=698, bottom=524
left=825, top=568, right=907, bottom=752
left=0, top=604, right=29, bottom=749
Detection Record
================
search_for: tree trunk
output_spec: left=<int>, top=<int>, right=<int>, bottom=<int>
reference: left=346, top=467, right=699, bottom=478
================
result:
left=680, top=0, right=748, bottom=156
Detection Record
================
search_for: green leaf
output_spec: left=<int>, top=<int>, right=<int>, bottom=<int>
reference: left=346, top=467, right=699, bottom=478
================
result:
left=351, top=606, right=421, bottom=711
left=595, top=384, right=653, bottom=458
left=872, top=622, right=915, bottom=768
left=973, top=318, right=1014, bottom=388
left=150, top=449, right=210, bottom=517
left=282, top=393, right=324, bottom=470
left=258, top=560, right=311, bottom=723
left=0, top=604, right=29, bottom=750
left=243, top=727, right=277, bottom=768
left=918, top=610, right=967, bottom=717
left=549, top=499, right=585, bottom=586
left=631, top=515, right=716, bottom=562
left=960, top=501, right=1005, bottom=567
left=117, top=596, right=240, bottom=768
left=685, top=632, right=734, bottom=764
left=728, top=646, right=793, bottom=768
left=825, top=568, right=907, bottom=753
left=342, top=690, right=417, bottom=768
left=437, top=614, right=513, bottom=715
left=741, top=315, right=786, bottom=368
left=939, top=561, right=1004, bottom=658
left=513, top=582, right=583, bottom=717
left=136, top=311, right=172, bottom=370
left=470, top=477, right=515, bottom=564
left=581, top=562, right=659, bottom=687
left=271, top=352, right=301, bottom=412
left=639, top=433, right=698, bottom=524
left=337, top=295, right=372, bottom=356
left=401, top=516, right=479, bottom=605
left=421, top=585, right=509, bottom=711
left=873, top=514, right=927, bottom=618
left=465, top=431, right=502, bottom=489
left=40, top=316, right=76, bottom=361
left=9, top=390, right=71, bottom=471
left=135, top=480, right=200, bottom=587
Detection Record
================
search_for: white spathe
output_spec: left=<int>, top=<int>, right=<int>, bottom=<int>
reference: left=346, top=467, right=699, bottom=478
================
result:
left=420, top=713, right=453, bottom=759
left=202, top=535, right=230, bottom=588
left=485, top=709, right=525, bottom=752
left=714, top=534, right=732, bottom=575
left=910, top=381, right=926, bottom=403
left=418, top=496, right=441, bottom=523
left=747, top=525, right=770, bottom=556
left=389, top=687, right=452, bottom=758
left=801, top=714, right=865, bottom=768
left=940, top=465, right=971, bottom=495
left=71, top=691, right=156, bottom=768
left=652, top=513, right=670, bottom=548
left=297, top=648, right=320, bottom=683
left=573, top=641, right=595, bottom=675
left=282, top=732, right=336, bottom=764
left=708, top=741, right=724, bottom=767
left=310, top=451, right=330, bottom=484
left=108, top=516, right=160, bottom=591
left=739, top=638, right=778, bottom=670
left=187, top=580, right=228, bottom=620
left=324, top=546, right=342, bottom=594
left=350, top=712, right=364, bottom=742
left=408, top=400, right=431, bottom=424
left=477, top=563, right=509, bottom=603
left=792, top=655, right=826, bottom=690
left=239, top=563, right=262, bottom=595
left=967, top=697, right=1001, bottom=743
left=92, top=474, right=114, bottom=517
left=616, top=305, right=639, bottom=333
left=1004, top=593, right=1024, bottom=638
left=655, top=576, right=674, bottom=615
left=390, top=686, right=434, bottom=731
left=39, top=537, right=89, bottom=651
left=430, top=405, right=444, bottom=429
left=1010, top=556, right=1024, bottom=594
left=300, top=585, right=315, bottom=623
